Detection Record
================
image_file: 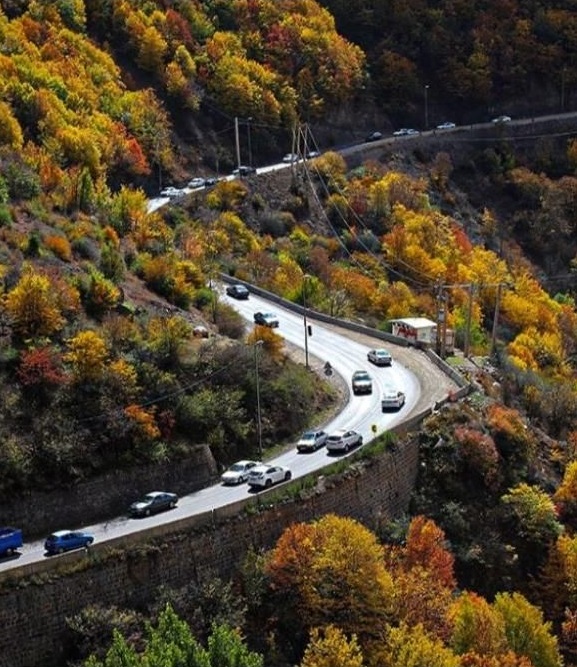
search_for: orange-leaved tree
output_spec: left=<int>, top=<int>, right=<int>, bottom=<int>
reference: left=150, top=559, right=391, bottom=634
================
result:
left=265, top=514, right=393, bottom=663
left=385, top=516, right=456, bottom=638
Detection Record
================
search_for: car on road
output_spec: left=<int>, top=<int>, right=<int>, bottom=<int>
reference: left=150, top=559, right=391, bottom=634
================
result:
left=282, top=153, right=300, bottom=163
left=232, top=165, right=257, bottom=176
left=326, top=429, right=363, bottom=454
left=492, top=115, right=512, bottom=124
left=247, top=464, right=292, bottom=489
left=254, top=312, right=279, bottom=328
left=204, top=177, right=219, bottom=186
left=160, top=186, right=181, bottom=197
left=367, top=348, right=393, bottom=366
left=188, top=177, right=206, bottom=189
left=226, top=284, right=250, bottom=300
left=436, top=121, right=456, bottom=130
left=221, top=460, right=261, bottom=485
left=306, top=150, right=321, bottom=159
left=351, top=370, right=373, bottom=395
left=296, top=429, right=329, bottom=453
left=129, top=491, right=178, bottom=517
left=381, top=386, right=406, bottom=410
left=365, top=131, right=383, bottom=142
left=44, top=530, right=94, bottom=555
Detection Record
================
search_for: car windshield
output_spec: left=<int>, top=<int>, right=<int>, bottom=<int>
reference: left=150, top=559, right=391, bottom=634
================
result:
left=301, top=432, right=314, bottom=440
left=354, top=371, right=370, bottom=379
left=229, top=463, right=245, bottom=472
left=141, top=494, right=156, bottom=502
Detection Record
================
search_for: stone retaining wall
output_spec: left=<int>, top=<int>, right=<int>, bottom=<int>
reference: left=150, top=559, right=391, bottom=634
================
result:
left=0, top=436, right=419, bottom=667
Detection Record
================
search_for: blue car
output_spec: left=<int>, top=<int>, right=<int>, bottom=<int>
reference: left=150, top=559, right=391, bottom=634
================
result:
left=44, top=530, right=94, bottom=555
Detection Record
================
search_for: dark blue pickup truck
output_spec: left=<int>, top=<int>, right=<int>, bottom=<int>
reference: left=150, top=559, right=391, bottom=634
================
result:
left=0, top=527, right=23, bottom=557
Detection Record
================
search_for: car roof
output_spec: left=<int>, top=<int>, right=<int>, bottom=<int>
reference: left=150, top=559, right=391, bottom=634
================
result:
left=146, top=491, right=168, bottom=497
left=373, top=348, right=390, bottom=354
left=50, top=530, right=72, bottom=537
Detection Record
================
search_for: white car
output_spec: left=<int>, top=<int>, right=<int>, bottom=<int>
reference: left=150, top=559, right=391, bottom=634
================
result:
left=221, top=460, right=261, bottom=485
left=247, top=464, right=292, bottom=489
left=492, top=115, right=512, bottom=124
left=381, top=386, right=406, bottom=410
left=436, top=121, right=456, bottom=130
left=188, top=177, right=206, bottom=189
left=297, top=430, right=328, bottom=453
left=326, top=429, right=363, bottom=454
left=282, top=153, right=300, bottom=163
left=306, top=150, right=321, bottom=159
left=367, top=348, right=393, bottom=367
left=160, top=186, right=181, bottom=197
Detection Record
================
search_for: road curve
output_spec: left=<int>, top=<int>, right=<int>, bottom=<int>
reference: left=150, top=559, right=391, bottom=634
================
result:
left=0, top=286, right=459, bottom=576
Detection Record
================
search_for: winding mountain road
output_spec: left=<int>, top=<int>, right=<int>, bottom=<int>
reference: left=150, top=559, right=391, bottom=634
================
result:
left=0, top=283, right=459, bottom=579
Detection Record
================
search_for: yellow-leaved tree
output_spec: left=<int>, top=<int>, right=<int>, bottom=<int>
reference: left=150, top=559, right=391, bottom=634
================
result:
left=265, top=514, right=394, bottom=664
left=4, top=268, right=71, bottom=340
left=300, top=626, right=364, bottom=667
left=64, top=330, right=108, bottom=382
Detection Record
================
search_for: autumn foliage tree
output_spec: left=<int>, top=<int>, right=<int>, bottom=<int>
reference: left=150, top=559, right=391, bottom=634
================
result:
left=4, top=268, right=68, bottom=340
left=265, top=514, right=394, bottom=663
left=300, top=626, right=364, bottom=667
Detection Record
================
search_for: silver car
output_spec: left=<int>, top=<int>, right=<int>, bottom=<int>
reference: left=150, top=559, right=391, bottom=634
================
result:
left=326, top=429, right=363, bottom=454
left=352, top=370, right=373, bottom=395
left=297, top=430, right=328, bottom=453
left=221, top=460, right=261, bottom=485
left=367, top=348, right=393, bottom=366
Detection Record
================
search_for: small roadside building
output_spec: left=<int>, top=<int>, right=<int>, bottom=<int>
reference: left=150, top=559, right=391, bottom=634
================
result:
left=390, top=317, right=454, bottom=352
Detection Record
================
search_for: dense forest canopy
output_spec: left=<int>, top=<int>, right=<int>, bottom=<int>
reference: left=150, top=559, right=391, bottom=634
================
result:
left=4, top=1, right=577, bottom=666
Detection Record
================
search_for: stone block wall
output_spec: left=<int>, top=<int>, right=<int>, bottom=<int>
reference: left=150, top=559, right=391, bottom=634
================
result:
left=0, top=437, right=419, bottom=667
left=0, top=445, right=218, bottom=539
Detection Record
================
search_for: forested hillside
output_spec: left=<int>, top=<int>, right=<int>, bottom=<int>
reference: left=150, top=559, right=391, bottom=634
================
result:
left=4, top=1, right=577, bottom=666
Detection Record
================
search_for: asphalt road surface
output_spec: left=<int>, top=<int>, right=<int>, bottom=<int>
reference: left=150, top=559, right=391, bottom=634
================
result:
left=0, top=283, right=459, bottom=576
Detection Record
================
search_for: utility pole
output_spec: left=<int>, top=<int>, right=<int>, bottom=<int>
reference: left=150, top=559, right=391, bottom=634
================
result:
left=234, top=116, right=241, bottom=171
left=436, top=284, right=444, bottom=356
left=254, top=340, right=263, bottom=459
left=464, top=283, right=475, bottom=358
left=303, top=274, right=311, bottom=369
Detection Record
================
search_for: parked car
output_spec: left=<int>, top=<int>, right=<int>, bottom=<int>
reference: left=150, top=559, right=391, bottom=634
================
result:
left=0, top=527, right=23, bottom=557
left=232, top=165, right=256, bottom=176
left=282, top=153, right=300, bottom=163
left=160, top=186, right=181, bottom=197
left=306, top=150, right=321, bottom=159
left=44, top=530, right=94, bottom=555
left=405, top=128, right=420, bottom=135
left=326, top=429, right=363, bottom=454
left=492, top=115, right=512, bottom=124
left=254, top=311, right=279, bottom=328
left=297, top=429, right=328, bottom=453
left=367, top=348, right=393, bottom=366
left=221, top=460, right=261, bottom=485
left=204, top=177, right=219, bottom=186
left=188, top=177, right=206, bottom=189
left=351, top=370, right=373, bottom=395
left=129, top=491, right=178, bottom=517
left=436, top=121, right=456, bottom=130
left=226, top=284, right=250, bottom=300
left=247, top=464, right=292, bottom=489
left=381, top=386, right=406, bottom=410
left=365, top=131, right=383, bottom=142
